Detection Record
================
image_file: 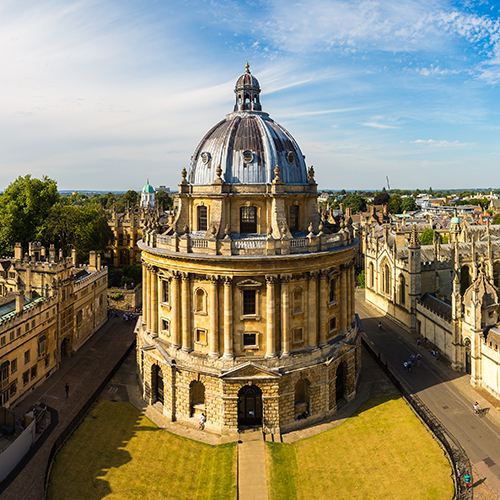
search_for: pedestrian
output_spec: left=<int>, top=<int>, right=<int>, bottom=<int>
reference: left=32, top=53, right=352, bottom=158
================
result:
left=199, top=413, right=206, bottom=430
left=377, top=322, right=382, bottom=329
left=436, top=352, right=440, bottom=362
left=431, top=349, right=436, bottom=357
left=424, top=337, right=428, bottom=345
left=417, top=339, right=421, bottom=349
left=403, top=361, right=408, bottom=372
left=410, top=354, right=415, bottom=364
left=65, top=383, right=70, bottom=399
left=407, top=360, right=412, bottom=372
left=473, top=402, right=480, bottom=414
left=417, top=353, right=421, bottom=367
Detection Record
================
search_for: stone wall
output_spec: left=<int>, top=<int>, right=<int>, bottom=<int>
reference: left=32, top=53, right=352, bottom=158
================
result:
left=108, top=287, right=142, bottom=311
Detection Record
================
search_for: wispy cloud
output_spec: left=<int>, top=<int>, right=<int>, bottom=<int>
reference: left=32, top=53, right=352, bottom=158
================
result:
left=361, top=122, right=398, bottom=129
left=409, top=139, right=468, bottom=147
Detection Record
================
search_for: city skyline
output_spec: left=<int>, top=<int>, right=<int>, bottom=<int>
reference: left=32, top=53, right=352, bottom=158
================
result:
left=1, top=0, right=500, bottom=192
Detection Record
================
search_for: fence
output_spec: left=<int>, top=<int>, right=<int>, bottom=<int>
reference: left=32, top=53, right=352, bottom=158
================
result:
left=42, top=339, right=136, bottom=499
left=361, top=336, right=473, bottom=500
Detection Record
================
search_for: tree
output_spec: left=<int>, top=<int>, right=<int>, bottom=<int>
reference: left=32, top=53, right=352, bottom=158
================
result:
left=0, top=175, right=59, bottom=255
left=43, top=203, right=114, bottom=263
left=493, top=214, right=500, bottom=225
left=155, top=190, right=174, bottom=210
left=401, top=197, right=417, bottom=212
left=419, top=228, right=438, bottom=245
left=357, top=270, right=365, bottom=288
left=373, top=191, right=390, bottom=205
left=343, top=193, right=367, bottom=214
left=387, top=194, right=402, bottom=214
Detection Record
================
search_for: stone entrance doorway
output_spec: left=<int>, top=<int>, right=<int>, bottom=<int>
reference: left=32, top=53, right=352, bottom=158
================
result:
left=61, top=337, right=71, bottom=358
left=465, top=339, right=471, bottom=375
left=238, top=385, right=262, bottom=427
left=153, top=365, right=164, bottom=404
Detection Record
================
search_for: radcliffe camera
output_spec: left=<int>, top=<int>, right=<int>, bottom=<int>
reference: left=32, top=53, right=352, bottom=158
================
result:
left=0, top=2, right=499, bottom=499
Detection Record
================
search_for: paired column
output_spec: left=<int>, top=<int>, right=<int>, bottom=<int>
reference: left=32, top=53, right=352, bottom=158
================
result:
left=151, top=267, right=158, bottom=335
left=142, top=263, right=147, bottom=325
left=145, top=265, right=152, bottom=330
left=171, top=273, right=181, bottom=348
left=209, top=275, right=219, bottom=358
left=266, top=276, right=277, bottom=358
left=307, top=271, right=318, bottom=348
left=181, top=273, right=192, bottom=352
left=223, top=277, right=234, bottom=359
left=351, top=263, right=355, bottom=328
left=340, top=266, right=347, bottom=332
left=319, top=271, right=328, bottom=345
left=281, top=275, right=291, bottom=356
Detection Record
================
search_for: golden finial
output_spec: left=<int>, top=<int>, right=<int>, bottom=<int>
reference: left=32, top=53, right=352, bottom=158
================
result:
left=245, top=61, right=250, bottom=73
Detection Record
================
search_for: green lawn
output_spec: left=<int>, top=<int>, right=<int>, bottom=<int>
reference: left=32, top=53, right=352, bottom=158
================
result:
left=267, top=395, right=454, bottom=500
left=48, top=399, right=237, bottom=500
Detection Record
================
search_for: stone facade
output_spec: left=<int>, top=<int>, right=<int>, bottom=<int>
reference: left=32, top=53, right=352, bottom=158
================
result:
left=0, top=242, right=108, bottom=408
left=364, top=223, right=500, bottom=401
left=137, top=66, right=361, bottom=435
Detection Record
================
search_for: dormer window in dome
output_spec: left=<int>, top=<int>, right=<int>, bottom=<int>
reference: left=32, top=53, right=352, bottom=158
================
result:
left=286, top=151, right=295, bottom=165
left=243, top=150, right=254, bottom=164
left=201, top=152, right=211, bottom=165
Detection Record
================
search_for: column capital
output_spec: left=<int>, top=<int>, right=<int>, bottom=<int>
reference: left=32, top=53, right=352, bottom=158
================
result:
left=265, top=275, right=277, bottom=285
left=309, top=270, right=319, bottom=280
left=223, top=276, right=233, bottom=286
left=280, top=274, right=292, bottom=284
left=181, top=272, right=190, bottom=282
left=209, top=274, right=219, bottom=284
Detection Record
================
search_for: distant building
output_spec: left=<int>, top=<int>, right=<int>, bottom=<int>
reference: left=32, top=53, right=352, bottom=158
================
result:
left=140, top=180, right=155, bottom=209
left=0, top=242, right=107, bottom=408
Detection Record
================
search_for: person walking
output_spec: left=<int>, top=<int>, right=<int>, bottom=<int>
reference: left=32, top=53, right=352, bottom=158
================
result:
left=407, top=360, right=412, bottom=372
left=65, top=383, right=70, bottom=399
left=403, top=361, right=408, bottom=372
left=473, top=402, right=480, bottom=414
left=417, top=339, right=421, bottom=349
left=199, top=413, right=206, bottom=430
left=464, top=474, right=471, bottom=489
left=416, top=353, right=421, bottom=367
left=435, top=351, right=440, bottom=362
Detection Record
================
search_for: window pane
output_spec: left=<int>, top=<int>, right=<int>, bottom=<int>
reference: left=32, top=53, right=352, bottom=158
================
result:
left=198, top=206, right=208, bottom=231
left=240, top=207, right=257, bottom=233
left=243, top=290, right=256, bottom=315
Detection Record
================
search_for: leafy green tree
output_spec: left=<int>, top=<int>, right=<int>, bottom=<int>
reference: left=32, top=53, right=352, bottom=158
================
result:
left=493, top=214, right=500, bottom=225
left=0, top=175, right=59, bottom=255
left=419, top=228, right=439, bottom=245
left=401, top=197, right=417, bottom=212
left=43, top=203, right=114, bottom=263
left=343, top=193, right=367, bottom=213
left=373, top=190, right=390, bottom=205
left=357, top=270, right=365, bottom=288
left=155, top=190, right=174, bottom=210
left=441, top=234, right=449, bottom=244
left=387, top=194, right=402, bottom=214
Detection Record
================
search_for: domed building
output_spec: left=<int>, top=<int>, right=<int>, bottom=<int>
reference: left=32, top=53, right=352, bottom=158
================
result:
left=140, top=180, right=155, bottom=209
left=137, top=64, right=361, bottom=434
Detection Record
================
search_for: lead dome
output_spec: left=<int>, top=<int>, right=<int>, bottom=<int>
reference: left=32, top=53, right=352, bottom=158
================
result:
left=189, top=64, right=308, bottom=185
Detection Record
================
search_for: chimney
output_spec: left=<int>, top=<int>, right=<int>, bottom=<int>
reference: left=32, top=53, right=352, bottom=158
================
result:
left=97, top=253, right=102, bottom=270
left=72, top=248, right=77, bottom=267
left=89, top=251, right=97, bottom=270
left=49, top=244, right=56, bottom=263
left=14, top=243, right=22, bottom=261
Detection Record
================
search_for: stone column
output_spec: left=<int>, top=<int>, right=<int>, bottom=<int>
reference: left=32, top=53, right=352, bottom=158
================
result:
left=266, top=275, right=277, bottom=358
left=145, top=264, right=152, bottom=330
left=142, top=262, right=147, bottom=325
left=181, top=273, right=192, bottom=352
left=171, top=273, right=181, bottom=348
left=281, top=275, right=291, bottom=356
left=151, top=268, right=158, bottom=335
left=209, top=275, right=219, bottom=358
left=319, top=271, right=328, bottom=345
left=223, top=276, right=234, bottom=359
left=307, top=271, right=318, bottom=349
left=340, top=266, right=347, bottom=332
left=351, top=263, right=355, bottom=327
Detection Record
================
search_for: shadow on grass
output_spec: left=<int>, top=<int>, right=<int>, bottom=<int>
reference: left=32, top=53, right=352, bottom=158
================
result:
left=47, top=399, right=237, bottom=500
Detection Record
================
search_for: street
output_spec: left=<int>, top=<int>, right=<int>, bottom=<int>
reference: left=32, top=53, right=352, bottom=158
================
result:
left=357, top=290, right=500, bottom=498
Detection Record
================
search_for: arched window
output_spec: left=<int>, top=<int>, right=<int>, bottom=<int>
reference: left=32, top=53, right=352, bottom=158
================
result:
left=195, top=288, right=206, bottom=313
left=162, top=280, right=170, bottom=304
left=399, top=275, right=406, bottom=306
left=461, top=265, right=471, bottom=294
left=329, top=278, right=337, bottom=302
left=292, top=288, right=303, bottom=312
left=240, top=206, right=257, bottom=233
left=384, top=264, right=391, bottom=295
left=198, top=206, right=208, bottom=231
left=290, top=205, right=299, bottom=232
left=369, top=263, right=374, bottom=289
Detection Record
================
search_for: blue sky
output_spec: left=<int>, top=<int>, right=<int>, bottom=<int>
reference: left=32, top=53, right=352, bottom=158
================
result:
left=1, top=0, right=500, bottom=192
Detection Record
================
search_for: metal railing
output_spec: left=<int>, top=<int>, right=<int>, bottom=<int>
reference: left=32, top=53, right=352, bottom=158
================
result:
left=361, top=336, right=472, bottom=500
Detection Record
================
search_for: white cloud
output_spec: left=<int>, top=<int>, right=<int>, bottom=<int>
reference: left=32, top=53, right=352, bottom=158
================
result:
left=409, top=139, right=467, bottom=146
left=361, top=122, right=398, bottom=129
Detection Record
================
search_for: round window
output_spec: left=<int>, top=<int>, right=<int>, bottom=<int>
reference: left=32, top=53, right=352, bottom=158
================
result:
left=201, top=152, right=211, bottom=164
left=243, top=150, right=253, bottom=162
left=286, top=151, right=294, bottom=164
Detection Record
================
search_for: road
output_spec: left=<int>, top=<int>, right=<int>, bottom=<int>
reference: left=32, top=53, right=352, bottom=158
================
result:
left=357, top=290, right=500, bottom=498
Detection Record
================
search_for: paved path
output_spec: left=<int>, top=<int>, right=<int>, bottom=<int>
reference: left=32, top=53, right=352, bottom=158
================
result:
left=357, top=289, right=500, bottom=500
left=0, top=315, right=136, bottom=500
left=238, top=431, right=268, bottom=500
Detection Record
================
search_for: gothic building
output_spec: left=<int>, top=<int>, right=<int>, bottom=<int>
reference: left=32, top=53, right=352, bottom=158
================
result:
left=136, top=65, right=361, bottom=434
left=365, top=223, right=500, bottom=400
left=0, top=243, right=108, bottom=408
